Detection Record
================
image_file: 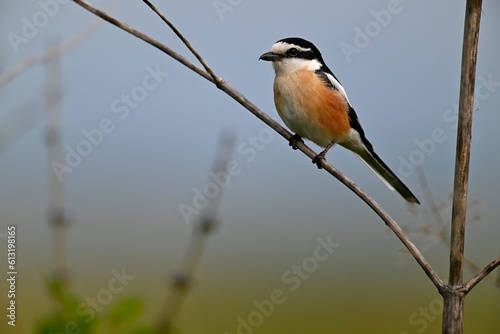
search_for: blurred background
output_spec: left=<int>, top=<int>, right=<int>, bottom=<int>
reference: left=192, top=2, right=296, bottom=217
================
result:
left=1, top=0, right=499, bottom=333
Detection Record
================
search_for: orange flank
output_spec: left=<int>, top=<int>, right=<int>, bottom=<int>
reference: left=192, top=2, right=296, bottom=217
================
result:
left=274, top=69, right=350, bottom=147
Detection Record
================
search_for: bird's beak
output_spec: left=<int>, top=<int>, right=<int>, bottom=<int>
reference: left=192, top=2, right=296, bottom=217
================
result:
left=259, top=52, right=282, bottom=61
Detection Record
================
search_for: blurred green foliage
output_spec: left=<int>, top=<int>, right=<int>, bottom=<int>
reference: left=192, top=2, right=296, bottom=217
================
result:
left=36, top=277, right=158, bottom=334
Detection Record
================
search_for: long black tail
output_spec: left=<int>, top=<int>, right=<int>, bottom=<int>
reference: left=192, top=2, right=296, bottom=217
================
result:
left=356, top=146, right=420, bottom=204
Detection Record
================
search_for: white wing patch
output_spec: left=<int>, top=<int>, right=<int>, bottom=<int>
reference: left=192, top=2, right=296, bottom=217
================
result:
left=324, top=72, right=350, bottom=104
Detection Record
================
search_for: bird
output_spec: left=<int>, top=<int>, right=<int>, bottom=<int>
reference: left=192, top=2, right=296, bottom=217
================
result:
left=259, top=37, right=420, bottom=204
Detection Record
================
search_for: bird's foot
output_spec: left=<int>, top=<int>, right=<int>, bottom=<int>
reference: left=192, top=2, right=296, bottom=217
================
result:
left=289, top=134, right=303, bottom=150
left=312, top=150, right=327, bottom=169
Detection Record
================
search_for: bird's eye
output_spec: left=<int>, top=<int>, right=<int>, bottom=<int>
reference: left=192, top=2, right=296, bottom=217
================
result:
left=287, top=48, right=299, bottom=57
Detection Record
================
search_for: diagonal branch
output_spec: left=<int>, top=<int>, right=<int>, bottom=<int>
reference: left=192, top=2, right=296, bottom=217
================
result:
left=462, top=256, right=500, bottom=293
left=71, top=0, right=445, bottom=291
left=142, top=0, right=222, bottom=86
left=72, top=0, right=214, bottom=82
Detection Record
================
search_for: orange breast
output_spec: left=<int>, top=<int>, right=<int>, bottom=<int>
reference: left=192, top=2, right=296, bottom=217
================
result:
left=274, top=70, right=350, bottom=147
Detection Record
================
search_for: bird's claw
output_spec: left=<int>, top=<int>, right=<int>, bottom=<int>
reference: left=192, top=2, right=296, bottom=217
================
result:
left=289, top=134, right=303, bottom=150
left=312, top=152, right=326, bottom=169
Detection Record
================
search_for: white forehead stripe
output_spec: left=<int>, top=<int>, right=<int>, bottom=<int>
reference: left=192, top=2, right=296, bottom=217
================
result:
left=270, top=42, right=311, bottom=54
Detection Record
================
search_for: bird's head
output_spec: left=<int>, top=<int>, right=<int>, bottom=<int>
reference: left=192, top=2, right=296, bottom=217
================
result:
left=259, top=37, right=325, bottom=75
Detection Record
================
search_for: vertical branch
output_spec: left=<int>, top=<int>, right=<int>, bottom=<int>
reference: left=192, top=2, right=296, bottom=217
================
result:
left=449, top=0, right=482, bottom=287
left=156, top=131, right=236, bottom=333
left=44, top=39, right=68, bottom=282
left=443, top=0, right=482, bottom=333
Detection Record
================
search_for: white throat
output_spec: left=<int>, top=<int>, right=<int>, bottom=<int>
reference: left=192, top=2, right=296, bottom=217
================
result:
left=272, top=57, right=322, bottom=76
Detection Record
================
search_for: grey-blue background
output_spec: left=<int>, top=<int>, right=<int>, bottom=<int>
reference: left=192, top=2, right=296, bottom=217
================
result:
left=1, top=0, right=499, bottom=333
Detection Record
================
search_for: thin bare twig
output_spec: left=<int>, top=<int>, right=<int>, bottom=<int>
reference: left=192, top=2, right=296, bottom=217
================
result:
left=417, top=166, right=447, bottom=229
left=416, top=167, right=500, bottom=286
left=71, top=0, right=445, bottom=292
left=462, top=256, right=500, bottom=292
left=72, top=0, right=214, bottom=82
left=156, top=132, right=236, bottom=333
left=142, top=0, right=222, bottom=86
